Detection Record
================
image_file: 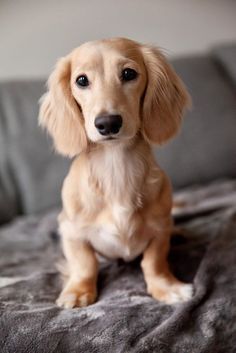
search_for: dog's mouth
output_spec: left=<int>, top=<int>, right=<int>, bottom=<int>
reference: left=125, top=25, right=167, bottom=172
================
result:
left=98, top=136, right=118, bottom=142
left=90, top=135, right=120, bottom=145
left=103, top=136, right=116, bottom=141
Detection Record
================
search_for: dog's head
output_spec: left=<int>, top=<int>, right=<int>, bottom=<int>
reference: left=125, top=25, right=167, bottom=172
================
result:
left=39, top=38, right=190, bottom=157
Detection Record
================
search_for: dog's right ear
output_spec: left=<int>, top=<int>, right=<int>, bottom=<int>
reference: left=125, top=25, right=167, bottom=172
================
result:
left=39, top=55, right=88, bottom=157
left=140, top=45, right=190, bottom=145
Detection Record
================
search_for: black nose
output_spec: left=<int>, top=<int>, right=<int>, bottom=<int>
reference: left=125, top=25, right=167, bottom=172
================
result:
left=95, top=115, right=122, bottom=136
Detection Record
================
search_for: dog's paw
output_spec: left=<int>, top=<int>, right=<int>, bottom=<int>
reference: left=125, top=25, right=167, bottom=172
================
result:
left=148, top=280, right=193, bottom=304
left=163, top=283, right=193, bottom=304
left=56, top=282, right=97, bottom=308
left=56, top=291, right=96, bottom=308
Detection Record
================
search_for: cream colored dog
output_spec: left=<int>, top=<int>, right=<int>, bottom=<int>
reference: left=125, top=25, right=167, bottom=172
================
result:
left=39, top=38, right=192, bottom=308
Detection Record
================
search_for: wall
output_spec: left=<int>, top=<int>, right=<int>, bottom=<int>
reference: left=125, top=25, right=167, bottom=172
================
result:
left=1, top=0, right=236, bottom=79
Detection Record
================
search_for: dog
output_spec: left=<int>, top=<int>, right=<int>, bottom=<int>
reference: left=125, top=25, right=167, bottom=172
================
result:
left=39, top=37, right=192, bottom=308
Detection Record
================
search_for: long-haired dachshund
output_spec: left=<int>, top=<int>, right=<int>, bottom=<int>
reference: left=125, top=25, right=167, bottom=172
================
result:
left=39, top=38, right=192, bottom=308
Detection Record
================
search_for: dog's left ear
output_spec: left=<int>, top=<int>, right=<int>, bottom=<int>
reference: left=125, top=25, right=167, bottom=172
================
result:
left=140, top=45, right=191, bottom=145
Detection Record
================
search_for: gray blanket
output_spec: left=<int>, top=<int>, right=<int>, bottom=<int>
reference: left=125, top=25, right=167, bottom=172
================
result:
left=1, top=180, right=236, bottom=353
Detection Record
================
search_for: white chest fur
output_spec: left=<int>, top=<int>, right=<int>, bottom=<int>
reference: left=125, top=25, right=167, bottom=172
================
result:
left=60, top=142, right=157, bottom=261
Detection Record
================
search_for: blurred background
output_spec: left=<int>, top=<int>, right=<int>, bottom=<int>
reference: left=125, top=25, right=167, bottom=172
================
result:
left=0, top=0, right=236, bottom=223
left=1, top=0, right=236, bottom=79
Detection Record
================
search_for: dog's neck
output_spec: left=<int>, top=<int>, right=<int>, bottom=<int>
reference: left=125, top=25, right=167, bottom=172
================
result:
left=86, top=135, right=152, bottom=205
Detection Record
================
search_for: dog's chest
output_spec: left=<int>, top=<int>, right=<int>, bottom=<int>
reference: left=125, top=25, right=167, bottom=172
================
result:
left=88, top=202, right=149, bottom=261
left=85, top=146, right=149, bottom=260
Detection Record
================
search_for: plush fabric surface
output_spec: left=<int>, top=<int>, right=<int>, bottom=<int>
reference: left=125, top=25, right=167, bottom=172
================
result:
left=1, top=180, right=236, bottom=353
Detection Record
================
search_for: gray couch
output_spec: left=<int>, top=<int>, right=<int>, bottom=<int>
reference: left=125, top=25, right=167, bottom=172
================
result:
left=0, top=44, right=236, bottom=352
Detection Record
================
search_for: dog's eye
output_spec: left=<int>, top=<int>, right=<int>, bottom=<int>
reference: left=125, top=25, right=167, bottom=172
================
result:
left=121, top=68, right=138, bottom=82
left=76, top=75, right=89, bottom=87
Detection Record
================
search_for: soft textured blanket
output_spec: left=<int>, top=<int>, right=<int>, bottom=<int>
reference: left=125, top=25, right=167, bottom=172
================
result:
left=1, top=180, right=236, bottom=353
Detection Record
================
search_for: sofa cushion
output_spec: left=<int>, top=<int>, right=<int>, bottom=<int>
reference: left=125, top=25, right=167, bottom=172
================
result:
left=156, top=49, right=236, bottom=189
left=0, top=81, right=69, bottom=217
left=0, top=113, right=19, bottom=223
left=212, top=43, right=236, bottom=88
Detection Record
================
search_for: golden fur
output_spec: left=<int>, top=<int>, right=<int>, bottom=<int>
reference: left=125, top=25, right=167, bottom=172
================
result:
left=39, top=38, right=192, bottom=308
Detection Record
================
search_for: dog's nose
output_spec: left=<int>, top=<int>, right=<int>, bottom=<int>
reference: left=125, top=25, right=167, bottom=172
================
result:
left=95, top=115, right=122, bottom=136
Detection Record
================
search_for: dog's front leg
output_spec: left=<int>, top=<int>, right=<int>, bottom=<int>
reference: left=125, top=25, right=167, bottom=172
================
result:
left=141, top=233, right=193, bottom=304
left=56, top=236, right=98, bottom=308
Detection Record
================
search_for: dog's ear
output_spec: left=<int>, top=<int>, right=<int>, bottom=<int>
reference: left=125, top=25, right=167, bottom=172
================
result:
left=39, top=55, right=88, bottom=157
left=140, top=45, right=190, bottom=145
